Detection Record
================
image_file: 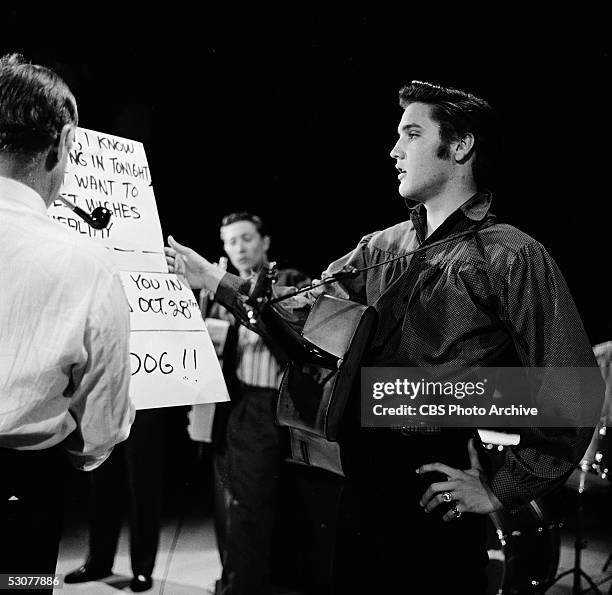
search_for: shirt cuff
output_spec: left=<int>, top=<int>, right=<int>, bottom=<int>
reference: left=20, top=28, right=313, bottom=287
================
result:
left=489, top=463, right=536, bottom=513
left=66, top=448, right=113, bottom=471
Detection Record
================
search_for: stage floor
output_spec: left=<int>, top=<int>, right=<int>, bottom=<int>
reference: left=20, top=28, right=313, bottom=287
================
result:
left=54, top=471, right=612, bottom=594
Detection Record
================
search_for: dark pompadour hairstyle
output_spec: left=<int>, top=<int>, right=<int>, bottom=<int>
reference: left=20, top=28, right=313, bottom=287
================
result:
left=220, top=212, right=268, bottom=237
left=398, top=80, right=499, bottom=187
left=0, top=53, right=78, bottom=157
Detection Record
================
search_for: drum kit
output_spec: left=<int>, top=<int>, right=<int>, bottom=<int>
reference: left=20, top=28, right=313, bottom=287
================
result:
left=480, top=421, right=611, bottom=595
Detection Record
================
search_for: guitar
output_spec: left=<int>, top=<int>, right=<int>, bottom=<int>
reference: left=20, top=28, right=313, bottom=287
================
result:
left=244, top=263, right=378, bottom=476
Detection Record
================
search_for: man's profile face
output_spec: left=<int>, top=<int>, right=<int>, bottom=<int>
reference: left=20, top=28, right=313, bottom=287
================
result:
left=220, top=220, right=270, bottom=276
left=390, top=102, right=454, bottom=202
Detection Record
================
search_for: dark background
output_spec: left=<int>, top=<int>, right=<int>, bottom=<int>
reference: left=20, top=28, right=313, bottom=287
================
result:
left=3, top=12, right=611, bottom=343
left=2, top=14, right=611, bottom=568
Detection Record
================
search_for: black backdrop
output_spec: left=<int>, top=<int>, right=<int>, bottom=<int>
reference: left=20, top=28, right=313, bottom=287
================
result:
left=3, top=12, right=611, bottom=343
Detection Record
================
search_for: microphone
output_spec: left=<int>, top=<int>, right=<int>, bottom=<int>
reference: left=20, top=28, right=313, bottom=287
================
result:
left=57, top=195, right=112, bottom=230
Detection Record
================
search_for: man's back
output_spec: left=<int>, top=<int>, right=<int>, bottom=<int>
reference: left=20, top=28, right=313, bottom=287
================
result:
left=0, top=175, right=133, bottom=468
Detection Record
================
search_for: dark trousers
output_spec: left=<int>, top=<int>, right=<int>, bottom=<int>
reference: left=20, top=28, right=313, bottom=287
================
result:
left=87, top=409, right=164, bottom=577
left=273, top=436, right=488, bottom=595
left=0, top=446, right=66, bottom=594
left=218, top=385, right=283, bottom=595
left=333, top=429, right=489, bottom=594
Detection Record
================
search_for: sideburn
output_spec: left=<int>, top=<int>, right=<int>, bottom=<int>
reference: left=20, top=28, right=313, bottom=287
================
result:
left=436, top=139, right=452, bottom=160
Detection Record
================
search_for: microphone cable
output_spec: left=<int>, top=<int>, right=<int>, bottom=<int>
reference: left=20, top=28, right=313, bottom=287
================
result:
left=269, top=222, right=496, bottom=306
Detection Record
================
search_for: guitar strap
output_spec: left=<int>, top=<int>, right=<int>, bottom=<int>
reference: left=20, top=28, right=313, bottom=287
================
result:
left=367, top=218, right=499, bottom=356
left=269, top=218, right=499, bottom=307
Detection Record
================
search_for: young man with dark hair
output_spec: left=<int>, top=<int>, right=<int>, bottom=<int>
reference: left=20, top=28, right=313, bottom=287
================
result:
left=166, top=81, right=602, bottom=593
left=198, top=212, right=309, bottom=595
left=398, top=80, right=499, bottom=187
left=0, top=53, right=134, bottom=586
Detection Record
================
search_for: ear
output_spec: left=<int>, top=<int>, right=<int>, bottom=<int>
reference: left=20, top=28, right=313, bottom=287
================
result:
left=454, top=133, right=475, bottom=163
left=263, top=235, right=271, bottom=253
left=46, top=124, right=74, bottom=170
left=57, top=124, right=75, bottom=164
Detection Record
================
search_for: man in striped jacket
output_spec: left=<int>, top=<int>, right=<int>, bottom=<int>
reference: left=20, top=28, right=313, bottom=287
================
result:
left=201, top=212, right=309, bottom=595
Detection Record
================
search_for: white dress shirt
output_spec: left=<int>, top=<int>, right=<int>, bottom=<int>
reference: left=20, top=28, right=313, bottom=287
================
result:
left=0, top=176, right=134, bottom=470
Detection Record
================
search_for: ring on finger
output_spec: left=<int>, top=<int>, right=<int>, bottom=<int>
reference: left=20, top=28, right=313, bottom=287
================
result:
left=450, top=504, right=462, bottom=519
left=441, top=491, right=453, bottom=503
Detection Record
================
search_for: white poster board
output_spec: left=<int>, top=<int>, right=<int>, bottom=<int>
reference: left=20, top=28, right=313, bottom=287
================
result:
left=120, top=271, right=228, bottom=409
left=48, top=127, right=167, bottom=272
left=52, top=127, right=228, bottom=409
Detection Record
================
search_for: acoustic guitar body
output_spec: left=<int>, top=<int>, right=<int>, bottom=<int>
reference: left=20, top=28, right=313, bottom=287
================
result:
left=276, top=293, right=378, bottom=476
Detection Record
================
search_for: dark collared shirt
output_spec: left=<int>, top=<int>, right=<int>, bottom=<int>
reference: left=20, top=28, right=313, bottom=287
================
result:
left=319, top=192, right=602, bottom=510
left=216, top=193, right=603, bottom=511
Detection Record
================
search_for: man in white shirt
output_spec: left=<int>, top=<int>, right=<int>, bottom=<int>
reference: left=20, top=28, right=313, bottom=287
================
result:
left=0, top=53, right=134, bottom=584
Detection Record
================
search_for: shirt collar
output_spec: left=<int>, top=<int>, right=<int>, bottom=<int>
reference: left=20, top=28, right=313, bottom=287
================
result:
left=407, top=191, right=493, bottom=223
left=0, top=176, right=48, bottom=215
left=407, top=191, right=494, bottom=244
